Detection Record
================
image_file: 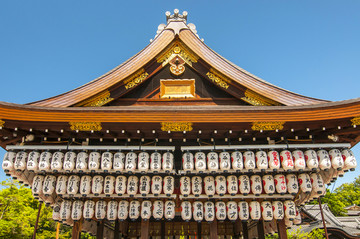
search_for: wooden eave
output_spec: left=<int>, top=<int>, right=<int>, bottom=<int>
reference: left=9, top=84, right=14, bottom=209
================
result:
left=27, top=22, right=328, bottom=108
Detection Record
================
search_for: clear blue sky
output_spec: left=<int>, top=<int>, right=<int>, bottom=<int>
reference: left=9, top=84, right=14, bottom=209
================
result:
left=0, top=1, right=359, bottom=187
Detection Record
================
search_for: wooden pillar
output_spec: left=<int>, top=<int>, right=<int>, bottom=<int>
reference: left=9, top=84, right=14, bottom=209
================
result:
left=197, top=222, right=202, bottom=239
left=210, top=218, right=218, bottom=239
left=72, top=220, right=83, bottom=239
left=161, top=220, right=165, bottom=239
left=257, top=220, right=265, bottom=239
left=277, top=219, right=287, bottom=239
left=318, top=197, right=329, bottom=239
left=141, top=220, right=150, bottom=239
left=97, top=221, right=104, bottom=239
left=32, top=202, right=42, bottom=239
left=114, top=220, right=120, bottom=239
left=122, top=221, right=129, bottom=239
left=233, top=219, right=241, bottom=239
left=241, top=222, right=249, bottom=239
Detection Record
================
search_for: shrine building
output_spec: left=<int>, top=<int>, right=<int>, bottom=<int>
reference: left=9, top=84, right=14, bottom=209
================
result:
left=1, top=9, right=359, bottom=239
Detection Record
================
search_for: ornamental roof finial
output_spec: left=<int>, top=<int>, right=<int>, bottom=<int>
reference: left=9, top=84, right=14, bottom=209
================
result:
left=165, top=9, right=188, bottom=24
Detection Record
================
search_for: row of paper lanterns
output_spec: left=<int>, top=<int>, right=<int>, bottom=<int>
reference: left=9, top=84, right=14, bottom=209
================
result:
left=30, top=172, right=326, bottom=200
left=53, top=199, right=300, bottom=223
left=2, top=148, right=356, bottom=175
left=182, top=149, right=356, bottom=172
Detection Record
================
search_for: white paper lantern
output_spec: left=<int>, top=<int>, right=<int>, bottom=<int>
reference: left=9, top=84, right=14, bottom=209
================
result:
left=317, top=149, right=331, bottom=171
left=2, top=151, right=16, bottom=174
left=215, top=175, right=226, bottom=196
left=191, top=176, right=202, bottom=197
left=263, top=175, right=275, bottom=195
left=204, top=176, right=215, bottom=197
left=261, top=201, right=273, bottom=222
left=101, top=151, right=113, bottom=172
left=310, top=173, right=325, bottom=196
left=238, top=201, right=249, bottom=221
left=125, top=152, right=137, bottom=173
left=164, top=200, right=175, bottom=220
left=219, top=151, right=231, bottom=171
left=280, top=150, right=294, bottom=171
left=180, top=176, right=191, bottom=197
left=182, top=151, right=194, bottom=172
left=215, top=201, right=226, bottom=221
left=83, top=200, right=95, bottom=220
left=243, top=151, right=256, bottom=171
left=227, top=201, right=238, bottom=221
left=227, top=175, right=238, bottom=195
left=181, top=201, right=192, bottom=221
left=141, top=200, right=152, bottom=220
left=95, top=200, right=107, bottom=220
left=193, top=201, right=204, bottom=222
left=118, top=200, right=129, bottom=221
left=104, top=175, right=115, bottom=196
left=285, top=217, right=293, bottom=227
left=272, top=201, right=284, bottom=220
left=294, top=208, right=302, bottom=225
left=284, top=200, right=296, bottom=220
left=150, top=152, right=162, bottom=172
left=139, top=175, right=151, bottom=196
left=274, top=174, right=287, bottom=195
left=286, top=174, right=299, bottom=195
left=52, top=201, right=61, bottom=221
left=342, top=149, right=357, bottom=171
left=249, top=201, right=261, bottom=220
left=204, top=201, right=215, bottom=222
left=207, top=151, right=219, bottom=172
left=250, top=175, right=262, bottom=196
left=92, top=175, right=104, bottom=196
left=163, top=176, right=174, bottom=196
left=113, top=152, right=125, bottom=172
left=79, top=175, right=92, bottom=196
left=127, top=176, right=139, bottom=196
left=194, top=151, right=206, bottom=172
left=27, top=151, right=40, bottom=172
left=39, top=151, right=52, bottom=172
left=268, top=150, right=281, bottom=171
left=298, top=173, right=312, bottom=194
left=32, top=175, right=44, bottom=196
left=76, top=152, right=88, bottom=172
left=151, top=175, right=162, bottom=196
left=42, top=175, right=56, bottom=196
left=60, top=200, right=72, bottom=222
left=239, top=175, right=250, bottom=195
left=115, top=176, right=127, bottom=196
left=304, top=150, right=319, bottom=170
left=14, top=151, right=27, bottom=171
left=137, top=152, right=149, bottom=172
left=153, top=200, right=164, bottom=220
left=256, top=150, right=268, bottom=171
left=67, top=175, right=80, bottom=195
left=56, top=175, right=68, bottom=196
left=329, top=149, right=344, bottom=171
left=107, top=201, right=118, bottom=221
left=63, top=151, right=76, bottom=172
left=71, top=200, right=83, bottom=221
left=231, top=151, right=243, bottom=171
left=51, top=151, right=64, bottom=172
left=162, top=151, right=174, bottom=172
left=292, top=150, right=306, bottom=171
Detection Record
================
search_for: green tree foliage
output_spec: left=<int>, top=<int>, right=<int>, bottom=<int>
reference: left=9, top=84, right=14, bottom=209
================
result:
left=265, top=228, right=325, bottom=239
left=0, top=179, right=94, bottom=239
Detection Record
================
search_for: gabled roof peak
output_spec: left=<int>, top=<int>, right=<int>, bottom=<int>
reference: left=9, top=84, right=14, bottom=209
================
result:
left=165, top=9, right=188, bottom=24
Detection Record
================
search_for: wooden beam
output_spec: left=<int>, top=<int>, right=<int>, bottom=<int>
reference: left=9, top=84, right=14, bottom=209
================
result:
left=257, top=220, right=265, bottom=239
left=72, top=220, right=82, bottom=239
left=242, top=221, right=249, bottom=239
left=277, top=219, right=287, bottom=239
left=97, top=221, right=104, bottom=239
left=210, top=218, right=218, bottom=239
left=32, top=202, right=42, bottom=239
left=141, top=219, right=150, bottom=239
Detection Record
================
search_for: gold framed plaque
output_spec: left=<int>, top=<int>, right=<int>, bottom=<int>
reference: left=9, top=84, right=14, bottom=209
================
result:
left=160, top=79, right=195, bottom=99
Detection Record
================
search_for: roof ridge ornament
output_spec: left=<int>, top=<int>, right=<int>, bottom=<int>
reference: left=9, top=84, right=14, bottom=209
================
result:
left=166, top=9, right=187, bottom=23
